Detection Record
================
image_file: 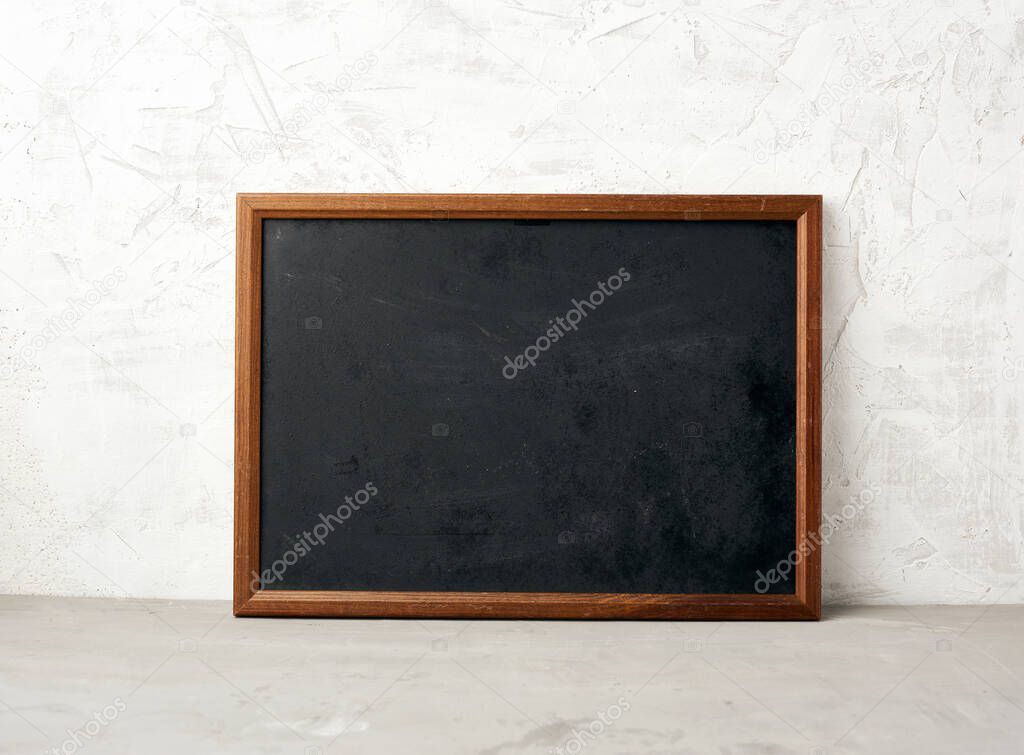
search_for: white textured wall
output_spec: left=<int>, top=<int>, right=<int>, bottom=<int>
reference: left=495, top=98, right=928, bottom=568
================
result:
left=2, top=0, right=1022, bottom=604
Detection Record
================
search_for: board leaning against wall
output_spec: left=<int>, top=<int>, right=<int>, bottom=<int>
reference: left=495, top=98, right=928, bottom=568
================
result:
left=233, top=194, right=822, bottom=620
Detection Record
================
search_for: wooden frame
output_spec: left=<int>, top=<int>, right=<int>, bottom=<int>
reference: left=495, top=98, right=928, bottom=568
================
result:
left=234, top=194, right=822, bottom=620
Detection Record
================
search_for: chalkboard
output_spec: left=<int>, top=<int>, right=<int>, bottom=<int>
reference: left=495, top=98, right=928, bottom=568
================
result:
left=234, top=195, right=821, bottom=620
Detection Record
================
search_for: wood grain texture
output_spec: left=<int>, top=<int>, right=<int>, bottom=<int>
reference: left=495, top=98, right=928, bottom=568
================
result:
left=238, top=192, right=819, bottom=220
left=233, top=196, right=261, bottom=611
left=234, top=194, right=822, bottom=620
left=796, top=196, right=823, bottom=620
left=237, top=590, right=818, bottom=620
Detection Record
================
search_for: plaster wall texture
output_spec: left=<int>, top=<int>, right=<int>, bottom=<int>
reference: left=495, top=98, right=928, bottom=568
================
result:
left=1, top=0, right=1022, bottom=603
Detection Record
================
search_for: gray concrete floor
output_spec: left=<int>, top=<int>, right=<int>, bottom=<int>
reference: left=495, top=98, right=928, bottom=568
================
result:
left=2, top=597, right=1023, bottom=754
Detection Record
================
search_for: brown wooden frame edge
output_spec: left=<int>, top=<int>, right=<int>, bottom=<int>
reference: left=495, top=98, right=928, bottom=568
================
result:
left=234, top=194, right=822, bottom=620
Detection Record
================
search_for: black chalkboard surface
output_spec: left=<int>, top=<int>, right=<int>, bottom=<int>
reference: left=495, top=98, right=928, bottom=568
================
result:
left=234, top=194, right=821, bottom=620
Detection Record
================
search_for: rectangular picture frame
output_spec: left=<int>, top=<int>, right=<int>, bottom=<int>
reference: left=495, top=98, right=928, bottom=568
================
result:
left=234, top=193, right=822, bottom=620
